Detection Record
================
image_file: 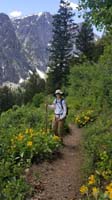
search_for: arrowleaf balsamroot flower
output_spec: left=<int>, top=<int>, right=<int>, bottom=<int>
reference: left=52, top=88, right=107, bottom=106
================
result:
left=27, top=141, right=33, bottom=147
left=17, top=133, right=24, bottom=141
left=53, top=135, right=61, bottom=141
left=80, top=185, right=88, bottom=194
left=105, top=183, right=112, bottom=200
left=92, top=187, right=99, bottom=199
left=88, top=175, right=96, bottom=185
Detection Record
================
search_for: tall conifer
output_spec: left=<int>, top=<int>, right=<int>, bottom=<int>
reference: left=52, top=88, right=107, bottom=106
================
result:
left=47, top=0, right=76, bottom=92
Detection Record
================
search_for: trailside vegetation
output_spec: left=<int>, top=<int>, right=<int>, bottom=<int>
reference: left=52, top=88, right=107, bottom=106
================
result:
left=69, top=1, right=112, bottom=198
left=69, top=36, right=112, bottom=199
left=0, top=103, right=61, bottom=199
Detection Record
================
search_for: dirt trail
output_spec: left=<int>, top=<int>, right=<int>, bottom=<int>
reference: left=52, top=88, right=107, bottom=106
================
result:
left=28, top=124, right=83, bottom=200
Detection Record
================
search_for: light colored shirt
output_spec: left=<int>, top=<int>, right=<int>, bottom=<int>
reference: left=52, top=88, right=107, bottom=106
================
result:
left=48, top=98, right=67, bottom=119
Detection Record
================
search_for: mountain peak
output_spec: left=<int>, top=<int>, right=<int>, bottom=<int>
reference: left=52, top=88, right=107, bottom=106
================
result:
left=11, top=11, right=51, bottom=21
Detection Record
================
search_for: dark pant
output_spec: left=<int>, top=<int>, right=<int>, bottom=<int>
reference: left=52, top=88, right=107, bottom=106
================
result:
left=52, top=117, right=65, bottom=138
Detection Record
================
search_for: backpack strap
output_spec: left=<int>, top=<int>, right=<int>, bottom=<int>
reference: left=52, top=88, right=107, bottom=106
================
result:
left=55, top=98, right=64, bottom=110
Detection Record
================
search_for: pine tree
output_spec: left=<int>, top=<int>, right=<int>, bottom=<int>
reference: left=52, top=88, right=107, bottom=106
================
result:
left=47, top=0, right=77, bottom=93
left=0, top=86, right=14, bottom=113
left=75, top=18, right=95, bottom=61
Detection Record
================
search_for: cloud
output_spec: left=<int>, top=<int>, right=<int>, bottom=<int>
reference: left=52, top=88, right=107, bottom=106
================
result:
left=70, top=2, right=78, bottom=10
left=9, top=10, right=22, bottom=18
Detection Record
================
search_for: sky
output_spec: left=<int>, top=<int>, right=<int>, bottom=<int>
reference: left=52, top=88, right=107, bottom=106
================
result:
left=0, top=0, right=102, bottom=36
left=0, top=0, right=79, bottom=17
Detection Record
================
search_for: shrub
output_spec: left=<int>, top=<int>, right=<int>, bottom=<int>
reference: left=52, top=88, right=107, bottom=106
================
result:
left=0, top=104, right=62, bottom=199
left=32, top=93, right=44, bottom=108
left=75, top=110, right=97, bottom=128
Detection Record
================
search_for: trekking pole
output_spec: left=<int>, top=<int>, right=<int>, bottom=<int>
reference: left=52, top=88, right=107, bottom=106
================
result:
left=45, top=100, right=48, bottom=134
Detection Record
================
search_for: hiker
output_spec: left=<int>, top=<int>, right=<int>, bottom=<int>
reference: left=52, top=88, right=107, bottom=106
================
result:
left=47, top=89, right=67, bottom=141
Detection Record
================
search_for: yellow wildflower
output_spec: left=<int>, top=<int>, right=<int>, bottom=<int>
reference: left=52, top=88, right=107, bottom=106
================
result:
left=105, top=191, right=112, bottom=200
left=53, top=135, right=60, bottom=141
left=29, top=128, right=33, bottom=134
left=84, top=116, right=89, bottom=120
left=106, top=183, right=112, bottom=193
left=105, top=183, right=112, bottom=200
left=25, top=129, right=29, bottom=134
left=88, top=175, right=96, bottom=185
left=25, top=128, right=33, bottom=134
left=109, top=192, right=112, bottom=200
left=80, top=185, right=88, bottom=194
left=27, top=141, right=33, bottom=147
left=17, top=133, right=24, bottom=141
left=92, top=187, right=99, bottom=198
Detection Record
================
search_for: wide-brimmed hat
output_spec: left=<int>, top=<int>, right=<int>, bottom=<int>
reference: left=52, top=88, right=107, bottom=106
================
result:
left=55, top=89, right=63, bottom=95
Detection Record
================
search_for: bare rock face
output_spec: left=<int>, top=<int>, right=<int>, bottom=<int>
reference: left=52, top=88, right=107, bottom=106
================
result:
left=0, top=12, right=53, bottom=85
left=13, top=12, right=53, bottom=71
left=0, top=13, right=31, bottom=84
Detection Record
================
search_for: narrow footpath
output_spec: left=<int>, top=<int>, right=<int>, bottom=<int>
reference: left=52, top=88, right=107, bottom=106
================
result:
left=27, top=125, right=83, bottom=200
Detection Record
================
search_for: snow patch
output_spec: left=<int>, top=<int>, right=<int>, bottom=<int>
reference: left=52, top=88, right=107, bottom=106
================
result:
left=47, top=43, right=51, bottom=47
left=38, top=12, right=43, bottom=17
left=29, top=70, right=33, bottom=75
left=19, top=78, right=24, bottom=84
left=1, top=64, right=5, bottom=71
left=10, top=10, right=22, bottom=18
left=11, top=12, right=51, bottom=22
left=36, top=68, right=46, bottom=79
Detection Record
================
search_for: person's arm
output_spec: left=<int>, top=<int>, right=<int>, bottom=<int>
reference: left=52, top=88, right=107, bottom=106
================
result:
left=60, top=100, right=67, bottom=120
left=48, top=104, right=55, bottom=109
left=47, top=99, right=56, bottom=110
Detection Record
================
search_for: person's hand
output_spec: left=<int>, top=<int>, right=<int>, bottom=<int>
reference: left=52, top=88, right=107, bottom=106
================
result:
left=55, top=117, right=59, bottom=121
left=58, top=118, right=63, bottom=121
left=57, top=117, right=61, bottom=121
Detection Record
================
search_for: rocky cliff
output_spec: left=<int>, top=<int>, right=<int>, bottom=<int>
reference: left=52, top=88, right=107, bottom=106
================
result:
left=0, top=13, right=31, bottom=84
left=13, top=12, right=53, bottom=71
left=0, top=12, right=53, bottom=85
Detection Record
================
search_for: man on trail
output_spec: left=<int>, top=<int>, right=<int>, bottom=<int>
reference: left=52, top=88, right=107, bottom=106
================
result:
left=47, top=89, right=67, bottom=142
